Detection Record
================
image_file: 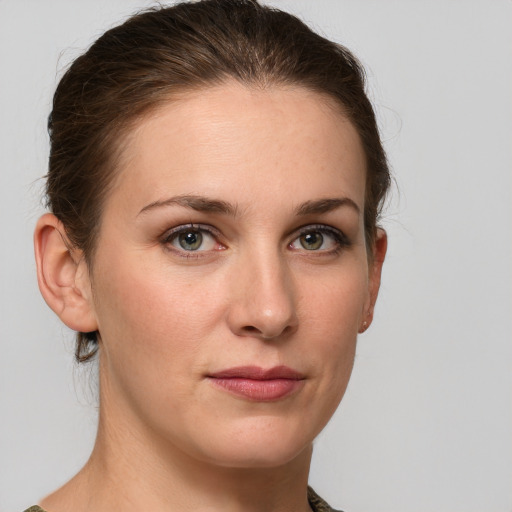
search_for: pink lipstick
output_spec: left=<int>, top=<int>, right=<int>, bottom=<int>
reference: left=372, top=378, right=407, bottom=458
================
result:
left=207, top=365, right=305, bottom=401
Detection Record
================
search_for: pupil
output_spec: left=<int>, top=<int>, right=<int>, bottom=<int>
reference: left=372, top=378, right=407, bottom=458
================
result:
left=301, top=232, right=323, bottom=250
left=179, top=231, right=202, bottom=250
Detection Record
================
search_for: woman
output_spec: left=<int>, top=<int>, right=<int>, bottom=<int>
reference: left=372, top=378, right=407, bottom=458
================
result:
left=30, top=1, right=389, bottom=511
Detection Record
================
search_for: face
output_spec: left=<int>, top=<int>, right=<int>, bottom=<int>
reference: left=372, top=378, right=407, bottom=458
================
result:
left=87, top=82, right=381, bottom=469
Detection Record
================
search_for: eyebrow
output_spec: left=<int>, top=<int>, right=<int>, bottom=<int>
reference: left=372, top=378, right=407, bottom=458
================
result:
left=295, top=197, right=360, bottom=216
left=138, top=195, right=237, bottom=217
left=138, top=194, right=359, bottom=217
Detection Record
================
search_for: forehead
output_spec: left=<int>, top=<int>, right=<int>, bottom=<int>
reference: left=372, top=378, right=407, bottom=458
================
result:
left=108, top=82, right=367, bottom=217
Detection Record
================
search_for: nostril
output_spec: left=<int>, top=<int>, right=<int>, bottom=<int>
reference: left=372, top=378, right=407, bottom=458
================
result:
left=239, top=323, right=296, bottom=340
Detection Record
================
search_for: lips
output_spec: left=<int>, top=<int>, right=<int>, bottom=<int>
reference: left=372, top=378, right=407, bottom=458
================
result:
left=207, top=365, right=305, bottom=401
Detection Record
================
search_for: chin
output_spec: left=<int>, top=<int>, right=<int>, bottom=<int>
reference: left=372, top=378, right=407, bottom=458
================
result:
left=210, top=440, right=312, bottom=470
left=192, top=417, right=316, bottom=469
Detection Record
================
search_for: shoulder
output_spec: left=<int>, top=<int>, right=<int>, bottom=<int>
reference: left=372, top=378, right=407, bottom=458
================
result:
left=308, top=486, right=344, bottom=512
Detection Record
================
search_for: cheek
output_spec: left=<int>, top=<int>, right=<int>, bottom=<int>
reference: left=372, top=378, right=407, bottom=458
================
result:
left=298, top=260, right=368, bottom=390
left=91, top=254, right=222, bottom=376
left=96, top=247, right=212, bottom=324
left=90, top=255, right=230, bottom=426
left=299, top=258, right=369, bottom=334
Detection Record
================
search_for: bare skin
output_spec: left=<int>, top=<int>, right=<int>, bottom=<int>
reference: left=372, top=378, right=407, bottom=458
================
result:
left=35, top=82, right=386, bottom=512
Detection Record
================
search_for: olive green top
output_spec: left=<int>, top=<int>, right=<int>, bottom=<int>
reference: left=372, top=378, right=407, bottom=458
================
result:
left=23, top=486, right=342, bottom=512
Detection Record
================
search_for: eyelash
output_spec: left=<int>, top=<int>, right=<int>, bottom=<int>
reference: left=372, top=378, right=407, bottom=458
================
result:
left=291, top=224, right=351, bottom=255
left=161, top=223, right=222, bottom=259
left=160, top=223, right=350, bottom=258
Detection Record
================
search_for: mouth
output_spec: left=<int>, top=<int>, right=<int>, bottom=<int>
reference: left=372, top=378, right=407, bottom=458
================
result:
left=206, top=365, right=305, bottom=401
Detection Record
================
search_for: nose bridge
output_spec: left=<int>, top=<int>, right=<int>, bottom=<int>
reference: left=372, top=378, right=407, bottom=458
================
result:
left=229, top=241, right=298, bottom=339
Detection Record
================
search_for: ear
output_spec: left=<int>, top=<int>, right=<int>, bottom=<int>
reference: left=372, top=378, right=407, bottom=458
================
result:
left=34, top=213, right=98, bottom=333
left=359, top=228, right=387, bottom=333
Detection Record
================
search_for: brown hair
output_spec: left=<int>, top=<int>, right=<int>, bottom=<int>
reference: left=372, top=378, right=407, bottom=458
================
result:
left=46, top=0, right=391, bottom=362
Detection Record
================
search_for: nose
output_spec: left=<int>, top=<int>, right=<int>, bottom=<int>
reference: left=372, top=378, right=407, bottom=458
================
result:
left=226, top=250, right=298, bottom=341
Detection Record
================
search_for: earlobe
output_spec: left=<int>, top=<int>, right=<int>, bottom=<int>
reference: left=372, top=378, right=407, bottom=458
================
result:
left=34, top=213, right=98, bottom=333
left=359, top=228, right=387, bottom=333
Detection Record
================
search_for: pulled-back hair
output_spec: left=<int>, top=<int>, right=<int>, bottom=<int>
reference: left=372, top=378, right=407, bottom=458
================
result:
left=46, top=0, right=391, bottom=362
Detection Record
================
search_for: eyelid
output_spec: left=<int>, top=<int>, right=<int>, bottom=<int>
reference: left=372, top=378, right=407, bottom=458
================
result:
left=159, top=222, right=350, bottom=256
left=160, top=223, right=226, bottom=258
left=161, top=223, right=222, bottom=243
left=289, top=224, right=351, bottom=250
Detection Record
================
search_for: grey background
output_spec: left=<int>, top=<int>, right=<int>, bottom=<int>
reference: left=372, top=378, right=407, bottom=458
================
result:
left=1, top=1, right=511, bottom=511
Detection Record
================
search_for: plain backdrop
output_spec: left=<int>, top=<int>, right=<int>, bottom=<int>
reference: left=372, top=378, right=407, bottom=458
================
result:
left=1, top=1, right=511, bottom=511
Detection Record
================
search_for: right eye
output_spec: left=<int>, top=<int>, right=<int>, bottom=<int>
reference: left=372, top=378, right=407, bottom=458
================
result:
left=163, top=225, right=221, bottom=253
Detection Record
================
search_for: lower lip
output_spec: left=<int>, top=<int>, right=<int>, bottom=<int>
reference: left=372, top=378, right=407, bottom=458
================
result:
left=208, top=377, right=304, bottom=401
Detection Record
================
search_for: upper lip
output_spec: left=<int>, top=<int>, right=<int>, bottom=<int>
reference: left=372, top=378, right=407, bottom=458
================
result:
left=208, top=365, right=304, bottom=380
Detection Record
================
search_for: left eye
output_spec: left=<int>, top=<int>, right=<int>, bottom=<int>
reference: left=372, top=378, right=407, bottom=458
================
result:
left=166, top=227, right=218, bottom=252
left=289, top=227, right=345, bottom=252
